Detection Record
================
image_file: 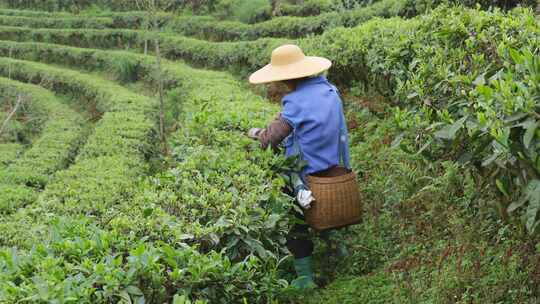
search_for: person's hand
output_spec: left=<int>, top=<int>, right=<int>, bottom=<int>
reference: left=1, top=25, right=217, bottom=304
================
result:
left=297, top=189, right=315, bottom=209
left=247, top=128, right=262, bottom=139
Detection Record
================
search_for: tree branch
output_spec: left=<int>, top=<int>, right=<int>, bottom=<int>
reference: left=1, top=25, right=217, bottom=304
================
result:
left=0, top=95, right=24, bottom=137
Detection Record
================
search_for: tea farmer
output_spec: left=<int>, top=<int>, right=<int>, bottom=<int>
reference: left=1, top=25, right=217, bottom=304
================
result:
left=247, top=44, right=351, bottom=289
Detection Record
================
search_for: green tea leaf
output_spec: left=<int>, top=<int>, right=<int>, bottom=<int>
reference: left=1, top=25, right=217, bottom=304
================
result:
left=524, top=180, right=540, bottom=233
left=496, top=179, right=510, bottom=197
left=509, top=48, right=524, bottom=64
left=434, top=116, right=467, bottom=140
left=523, top=120, right=537, bottom=149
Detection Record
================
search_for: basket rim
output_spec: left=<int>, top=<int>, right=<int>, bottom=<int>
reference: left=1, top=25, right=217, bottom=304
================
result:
left=307, top=170, right=357, bottom=184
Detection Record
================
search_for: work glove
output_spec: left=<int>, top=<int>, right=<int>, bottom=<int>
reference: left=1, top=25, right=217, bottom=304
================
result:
left=247, top=128, right=262, bottom=139
left=290, top=171, right=314, bottom=209
left=297, top=189, right=315, bottom=210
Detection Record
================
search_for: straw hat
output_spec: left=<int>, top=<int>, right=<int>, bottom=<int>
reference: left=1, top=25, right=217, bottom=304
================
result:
left=249, top=44, right=332, bottom=84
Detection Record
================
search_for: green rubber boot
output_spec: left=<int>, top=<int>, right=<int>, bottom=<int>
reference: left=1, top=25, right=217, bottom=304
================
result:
left=291, top=256, right=317, bottom=290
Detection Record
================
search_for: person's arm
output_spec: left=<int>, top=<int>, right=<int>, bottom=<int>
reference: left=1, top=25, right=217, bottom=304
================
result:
left=248, top=114, right=292, bottom=151
left=258, top=114, right=292, bottom=150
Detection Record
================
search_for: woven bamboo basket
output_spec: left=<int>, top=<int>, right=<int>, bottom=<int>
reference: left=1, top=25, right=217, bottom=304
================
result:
left=305, top=169, right=362, bottom=231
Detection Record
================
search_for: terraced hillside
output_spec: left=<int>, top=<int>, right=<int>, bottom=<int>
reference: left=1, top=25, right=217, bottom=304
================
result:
left=0, top=0, right=539, bottom=303
left=0, top=77, right=85, bottom=213
left=0, top=5, right=291, bottom=301
left=0, top=0, right=416, bottom=41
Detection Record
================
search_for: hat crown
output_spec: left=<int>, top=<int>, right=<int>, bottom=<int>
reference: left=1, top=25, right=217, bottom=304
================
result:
left=270, top=44, right=305, bottom=66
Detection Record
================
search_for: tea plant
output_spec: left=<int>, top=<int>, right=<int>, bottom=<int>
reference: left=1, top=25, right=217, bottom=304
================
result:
left=0, top=77, right=84, bottom=212
left=1, top=1, right=539, bottom=302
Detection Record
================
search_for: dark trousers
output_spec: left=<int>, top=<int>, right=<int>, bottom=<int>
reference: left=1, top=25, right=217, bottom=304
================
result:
left=284, top=166, right=348, bottom=259
left=286, top=199, right=314, bottom=259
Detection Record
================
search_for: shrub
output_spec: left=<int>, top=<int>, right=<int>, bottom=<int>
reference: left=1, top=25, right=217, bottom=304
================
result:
left=0, top=42, right=295, bottom=304
left=0, top=14, right=113, bottom=28
left=0, top=39, right=296, bottom=302
left=0, top=77, right=84, bottom=212
left=0, top=8, right=73, bottom=17
left=0, top=0, right=187, bottom=12
left=0, top=58, right=157, bottom=214
left=1, top=3, right=539, bottom=302
left=0, top=0, right=417, bottom=41
left=300, top=6, right=540, bottom=232
left=167, top=0, right=411, bottom=40
left=280, top=0, right=337, bottom=17
left=0, top=77, right=84, bottom=183
left=0, top=217, right=287, bottom=303
left=0, top=143, right=22, bottom=168
left=230, top=0, right=269, bottom=23
left=0, top=184, right=36, bottom=214
left=0, top=25, right=289, bottom=75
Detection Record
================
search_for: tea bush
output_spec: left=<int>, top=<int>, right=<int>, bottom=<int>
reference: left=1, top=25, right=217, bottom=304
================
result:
left=1, top=2, right=539, bottom=302
left=0, top=14, right=114, bottom=28
left=0, top=58, right=158, bottom=212
left=300, top=96, right=539, bottom=302
left=0, top=217, right=288, bottom=302
left=0, top=65, right=295, bottom=304
left=0, top=143, right=22, bottom=168
left=280, top=0, right=337, bottom=17
left=0, top=25, right=290, bottom=74
left=0, top=78, right=50, bottom=144
left=0, top=0, right=187, bottom=12
left=301, top=6, right=540, bottom=232
left=2, top=8, right=537, bottom=224
left=167, top=0, right=409, bottom=41
left=2, top=7, right=538, bottom=227
left=0, top=0, right=409, bottom=41
left=0, top=32, right=297, bottom=302
left=0, top=77, right=84, bottom=213
left=0, top=8, right=73, bottom=16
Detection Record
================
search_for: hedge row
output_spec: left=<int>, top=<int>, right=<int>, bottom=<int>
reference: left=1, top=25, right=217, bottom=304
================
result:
left=1, top=5, right=537, bottom=91
left=2, top=1, right=534, bottom=43
left=0, top=40, right=188, bottom=90
left=300, top=6, right=540, bottom=230
left=0, top=7, right=72, bottom=16
left=0, top=0, right=534, bottom=14
left=0, top=77, right=85, bottom=213
left=0, top=38, right=291, bottom=259
left=0, top=143, right=22, bottom=168
left=0, top=0, right=406, bottom=41
left=0, top=0, right=187, bottom=12
left=0, top=14, right=114, bottom=28
left=0, top=58, right=157, bottom=215
left=7, top=6, right=535, bottom=231
left=279, top=0, right=338, bottom=17
left=165, top=0, right=408, bottom=41
left=0, top=43, right=295, bottom=303
left=0, top=25, right=288, bottom=76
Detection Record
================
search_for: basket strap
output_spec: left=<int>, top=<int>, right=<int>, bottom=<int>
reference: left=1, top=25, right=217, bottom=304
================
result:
left=339, top=110, right=351, bottom=169
left=290, top=130, right=309, bottom=194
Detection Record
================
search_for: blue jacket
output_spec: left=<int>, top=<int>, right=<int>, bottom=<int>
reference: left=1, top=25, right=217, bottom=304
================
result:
left=281, top=76, right=351, bottom=178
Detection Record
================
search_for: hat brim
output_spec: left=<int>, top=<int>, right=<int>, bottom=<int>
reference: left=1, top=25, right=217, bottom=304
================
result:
left=249, top=56, right=332, bottom=84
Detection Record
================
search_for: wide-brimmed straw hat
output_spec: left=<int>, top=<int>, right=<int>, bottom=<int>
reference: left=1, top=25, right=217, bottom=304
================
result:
left=249, top=44, right=332, bottom=84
